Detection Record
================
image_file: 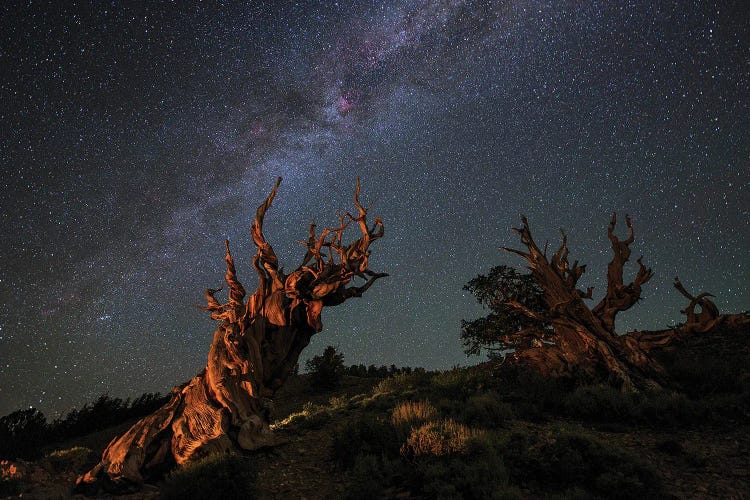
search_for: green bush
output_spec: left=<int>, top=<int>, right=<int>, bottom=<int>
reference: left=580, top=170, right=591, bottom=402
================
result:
left=344, top=454, right=404, bottom=500
left=559, top=384, right=708, bottom=428
left=461, top=392, right=514, bottom=427
left=373, top=371, right=431, bottom=395
left=562, top=384, right=638, bottom=421
left=332, top=415, right=400, bottom=468
left=414, top=457, right=518, bottom=500
left=46, top=446, right=95, bottom=472
left=502, top=428, right=663, bottom=498
left=359, top=392, right=400, bottom=412
left=428, top=368, right=476, bottom=400
left=500, top=368, right=571, bottom=419
left=160, top=453, right=257, bottom=500
left=430, top=368, right=468, bottom=392
left=275, top=401, right=331, bottom=430
left=434, top=397, right=463, bottom=418
left=657, top=330, right=750, bottom=398
left=636, top=391, right=705, bottom=426
left=328, top=395, right=350, bottom=411
left=344, top=429, right=519, bottom=500
left=297, top=401, right=331, bottom=429
left=412, top=433, right=519, bottom=500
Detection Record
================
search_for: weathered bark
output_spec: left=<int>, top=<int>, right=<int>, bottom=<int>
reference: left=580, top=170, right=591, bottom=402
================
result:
left=500, top=214, right=749, bottom=390
left=77, top=178, right=386, bottom=492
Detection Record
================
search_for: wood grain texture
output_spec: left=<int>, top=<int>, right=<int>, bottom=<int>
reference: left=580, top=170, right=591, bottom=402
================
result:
left=77, top=178, right=387, bottom=491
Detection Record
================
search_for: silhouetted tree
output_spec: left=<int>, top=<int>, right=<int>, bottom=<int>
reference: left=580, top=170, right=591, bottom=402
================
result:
left=306, top=346, right=346, bottom=388
left=462, top=265, right=551, bottom=358
left=0, top=408, right=48, bottom=459
left=0, top=392, right=169, bottom=460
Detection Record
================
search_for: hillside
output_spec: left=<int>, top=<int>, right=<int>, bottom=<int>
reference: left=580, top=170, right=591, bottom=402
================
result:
left=2, top=325, right=749, bottom=499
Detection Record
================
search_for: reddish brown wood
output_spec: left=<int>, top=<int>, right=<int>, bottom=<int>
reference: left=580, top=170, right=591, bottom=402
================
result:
left=500, top=214, right=749, bottom=390
left=77, top=178, right=386, bottom=491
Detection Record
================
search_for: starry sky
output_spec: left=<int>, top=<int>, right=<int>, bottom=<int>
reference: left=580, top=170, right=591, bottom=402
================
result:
left=1, top=1, right=748, bottom=417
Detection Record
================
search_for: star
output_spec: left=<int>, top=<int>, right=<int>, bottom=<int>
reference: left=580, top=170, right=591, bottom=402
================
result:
left=0, top=0, right=747, bottom=417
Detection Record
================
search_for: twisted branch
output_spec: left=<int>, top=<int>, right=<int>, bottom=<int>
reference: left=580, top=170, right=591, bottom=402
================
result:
left=592, top=213, right=653, bottom=332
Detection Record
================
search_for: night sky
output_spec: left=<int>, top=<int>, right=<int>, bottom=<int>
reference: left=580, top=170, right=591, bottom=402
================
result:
left=1, top=1, right=748, bottom=418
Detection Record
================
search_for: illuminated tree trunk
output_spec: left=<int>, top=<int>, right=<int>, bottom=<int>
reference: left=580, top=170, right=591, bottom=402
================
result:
left=77, top=178, right=386, bottom=491
left=500, top=214, right=749, bottom=390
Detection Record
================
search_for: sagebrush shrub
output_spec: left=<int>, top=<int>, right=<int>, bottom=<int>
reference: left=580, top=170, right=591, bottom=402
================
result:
left=160, top=453, right=257, bottom=500
left=462, top=392, right=514, bottom=427
left=332, top=416, right=400, bottom=468
left=391, top=400, right=438, bottom=430
left=46, top=446, right=94, bottom=472
left=501, top=427, right=663, bottom=498
left=373, top=371, right=430, bottom=395
left=274, top=401, right=330, bottom=430
left=401, top=419, right=481, bottom=457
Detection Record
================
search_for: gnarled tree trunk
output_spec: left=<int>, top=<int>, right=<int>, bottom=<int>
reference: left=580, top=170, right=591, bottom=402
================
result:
left=77, top=178, right=386, bottom=492
left=500, top=214, right=749, bottom=390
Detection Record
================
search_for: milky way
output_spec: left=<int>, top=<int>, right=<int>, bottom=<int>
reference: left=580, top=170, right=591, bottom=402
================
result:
left=1, top=1, right=748, bottom=417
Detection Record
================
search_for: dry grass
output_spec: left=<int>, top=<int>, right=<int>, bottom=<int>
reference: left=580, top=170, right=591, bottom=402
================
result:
left=273, top=401, right=330, bottom=430
left=400, top=418, right=482, bottom=457
left=46, top=446, right=94, bottom=472
left=391, top=400, right=438, bottom=428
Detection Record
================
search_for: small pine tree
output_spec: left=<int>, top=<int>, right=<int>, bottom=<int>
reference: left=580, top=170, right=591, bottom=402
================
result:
left=461, top=265, right=550, bottom=358
left=0, top=408, right=48, bottom=459
left=306, top=346, right=345, bottom=388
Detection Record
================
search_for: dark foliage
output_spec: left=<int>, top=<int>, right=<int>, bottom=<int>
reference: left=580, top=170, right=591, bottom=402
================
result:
left=461, top=265, right=550, bottom=357
left=502, top=428, right=663, bottom=498
left=160, top=453, right=257, bottom=500
left=332, top=415, right=400, bottom=468
left=490, top=360, right=750, bottom=431
left=344, top=363, right=416, bottom=378
left=333, top=364, right=686, bottom=498
left=0, top=408, right=47, bottom=459
left=0, top=392, right=168, bottom=460
left=461, top=393, right=514, bottom=428
left=306, top=346, right=346, bottom=388
left=345, top=443, right=516, bottom=500
left=46, top=446, right=96, bottom=473
left=49, top=392, right=168, bottom=442
left=334, top=415, right=516, bottom=500
left=656, top=326, right=750, bottom=399
left=409, top=438, right=516, bottom=500
left=0, top=476, right=22, bottom=497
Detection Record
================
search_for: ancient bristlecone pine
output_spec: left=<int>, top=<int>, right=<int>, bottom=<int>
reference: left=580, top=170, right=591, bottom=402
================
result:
left=500, top=214, right=749, bottom=390
left=78, top=178, right=386, bottom=490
